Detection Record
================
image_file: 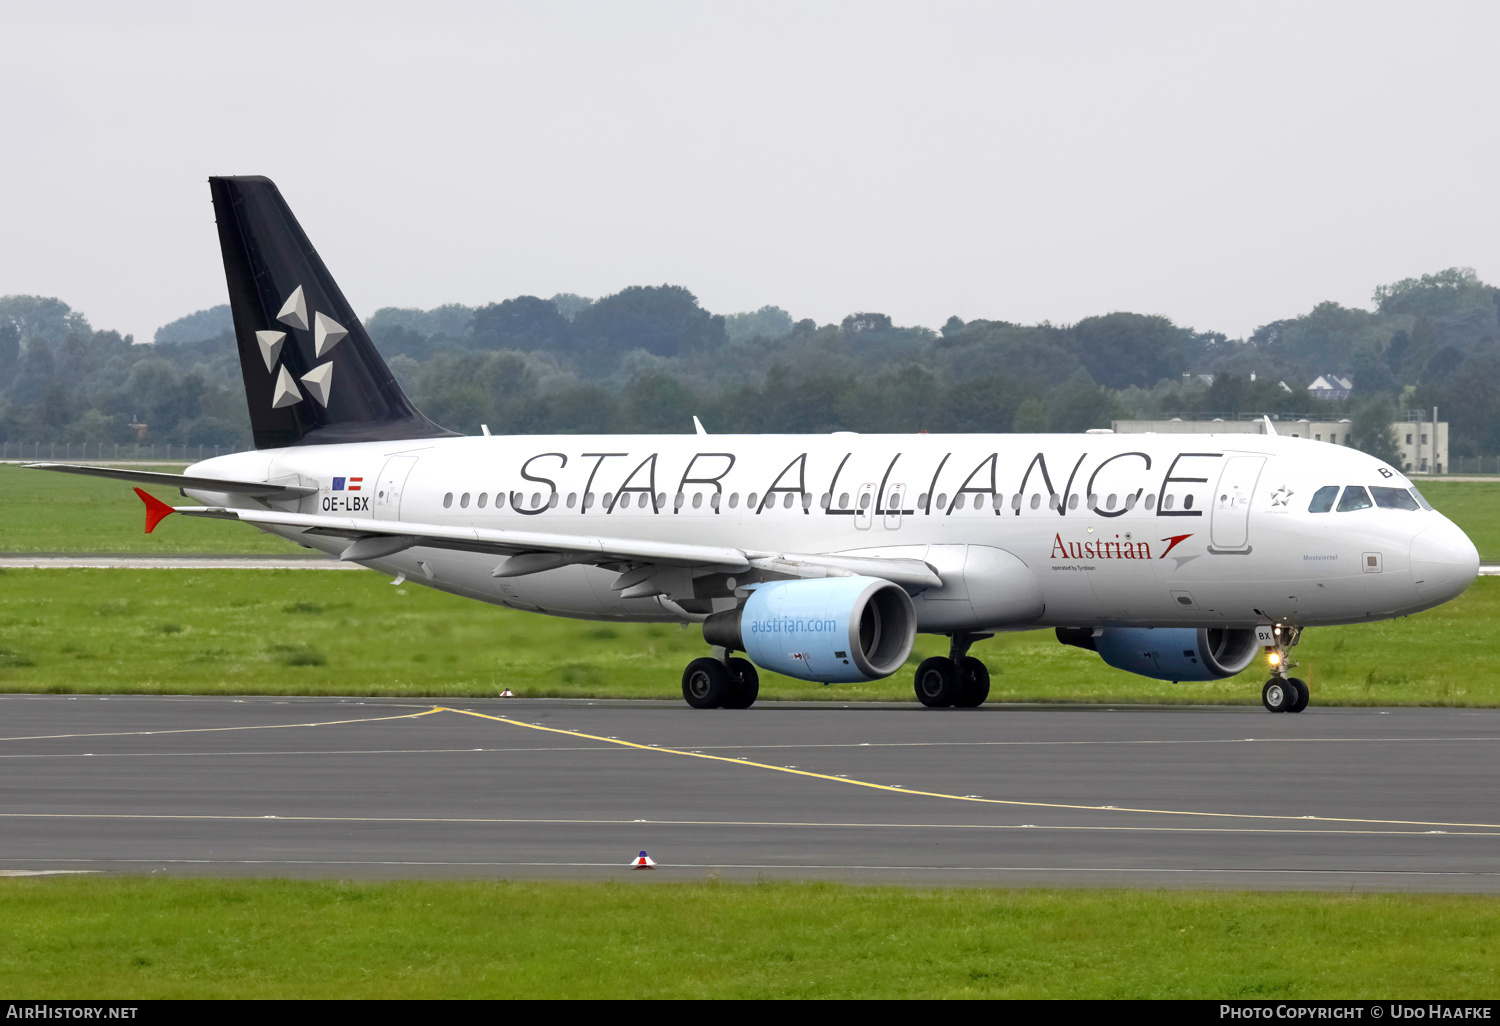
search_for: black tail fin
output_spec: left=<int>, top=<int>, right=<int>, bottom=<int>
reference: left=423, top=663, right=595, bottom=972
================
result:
left=209, top=176, right=456, bottom=449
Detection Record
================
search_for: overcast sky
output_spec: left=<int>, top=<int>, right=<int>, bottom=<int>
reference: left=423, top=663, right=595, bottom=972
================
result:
left=3, top=1, right=1497, bottom=343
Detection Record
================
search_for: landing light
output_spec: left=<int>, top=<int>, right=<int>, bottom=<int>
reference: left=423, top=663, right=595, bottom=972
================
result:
left=1268, top=652, right=1282, bottom=667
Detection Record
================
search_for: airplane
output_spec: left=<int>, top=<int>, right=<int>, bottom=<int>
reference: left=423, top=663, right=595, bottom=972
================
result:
left=25, top=176, right=1481, bottom=713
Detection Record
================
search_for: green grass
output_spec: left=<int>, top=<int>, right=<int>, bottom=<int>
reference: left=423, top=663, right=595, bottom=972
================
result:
left=1417, top=481, right=1500, bottom=562
left=0, top=463, right=303, bottom=554
left=1, top=878, right=1496, bottom=998
left=0, top=567, right=1496, bottom=704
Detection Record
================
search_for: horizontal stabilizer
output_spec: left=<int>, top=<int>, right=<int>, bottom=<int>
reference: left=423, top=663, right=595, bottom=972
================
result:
left=23, top=463, right=317, bottom=500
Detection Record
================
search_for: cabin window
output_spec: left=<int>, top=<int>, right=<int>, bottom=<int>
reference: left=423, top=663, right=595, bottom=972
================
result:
left=511, top=491, right=523, bottom=508
left=692, top=492, right=703, bottom=509
left=859, top=492, right=871, bottom=509
left=1144, top=493, right=1155, bottom=510
left=804, top=493, right=814, bottom=509
left=1030, top=493, right=1041, bottom=510
left=936, top=493, right=947, bottom=510
left=601, top=492, right=613, bottom=508
left=838, top=493, right=850, bottom=509
left=748, top=492, right=759, bottom=509
left=1183, top=494, right=1194, bottom=510
left=460, top=492, right=470, bottom=509
left=583, top=492, right=595, bottom=509
left=531, top=492, right=542, bottom=508
left=728, top=493, right=740, bottom=508
left=954, top=494, right=966, bottom=510
left=1010, top=494, right=1021, bottom=510
left=1048, top=494, right=1060, bottom=510
left=1162, top=494, right=1174, bottom=510
left=1125, top=493, right=1137, bottom=510
left=656, top=492, right=666, bottom=508
left=1068, top=493, right=1080, bottom=510
left=1371, top=486, right=1420, bottom=510
left=477, top=493, right=487, bottom=509
left=495, top=492, right=507, bottom=509
left=443, top=492, right=453, bottom=508
left=1336, top=486, right=1373, bottom=512
left=567, top=493, right=577, bottom=508
left=820, top=492, right=831, bottom=509
left=784, top=493, right=796, bottom=509
left=917, top=493, right=928, bottom=511
left=549, top=494, right=560, bottom=508
left=1087, top=493, right=1098, bottom=509
left=710, top=492, right=722, bottom=509
left=972, top=493, right=986, bottom=510
left=1105, top=494, right=1117, bottom=510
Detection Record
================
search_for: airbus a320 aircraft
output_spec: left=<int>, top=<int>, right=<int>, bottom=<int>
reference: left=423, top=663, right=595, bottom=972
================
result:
left=27, top=177, right=1481, bottom=713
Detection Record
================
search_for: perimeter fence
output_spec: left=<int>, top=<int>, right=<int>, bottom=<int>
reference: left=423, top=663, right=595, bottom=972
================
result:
left=0, top=442, right=248, bottom=462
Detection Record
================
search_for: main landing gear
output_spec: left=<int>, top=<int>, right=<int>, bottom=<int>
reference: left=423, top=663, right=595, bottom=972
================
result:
left=914, top=633, right=993, bottom=708
left=681, top=650, right=760, bottom=709
left=1261, top=624, right=1308, bottom=713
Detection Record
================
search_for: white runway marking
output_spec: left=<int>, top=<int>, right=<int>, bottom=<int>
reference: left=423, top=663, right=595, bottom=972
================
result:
left=3, top=858, right=1497, bottom=879
left=7, top=811, right=1492, bottom=838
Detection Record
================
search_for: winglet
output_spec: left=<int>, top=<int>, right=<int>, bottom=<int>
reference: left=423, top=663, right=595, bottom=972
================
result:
left=134, top=488, right=176, bottom=534
left=693, top=415, right=707, bottom=436
left=1261, top=415, right=1277, bottom=436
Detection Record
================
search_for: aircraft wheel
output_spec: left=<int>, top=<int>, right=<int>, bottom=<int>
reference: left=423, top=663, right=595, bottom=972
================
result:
left=683, top=657, right=732, bottom=709
left=1262, top=678, right=1293, bottom=713
left=722, top=657, right=760, bottom=709
left=1287, top=677, right=1309, bottom=713
left=953, top=656, right=991, bottom=708
left=914, top=656, right=960, bottom=708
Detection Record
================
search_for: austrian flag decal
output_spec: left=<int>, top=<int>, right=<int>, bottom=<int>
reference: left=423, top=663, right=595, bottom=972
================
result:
left=331, top=477, right=363, bottom=491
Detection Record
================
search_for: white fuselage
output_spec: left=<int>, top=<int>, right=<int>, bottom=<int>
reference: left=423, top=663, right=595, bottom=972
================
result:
left=183, top=431, right=1480, bottom=633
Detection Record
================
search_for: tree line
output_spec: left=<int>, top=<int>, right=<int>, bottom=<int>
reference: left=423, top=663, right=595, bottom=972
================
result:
left=2, top=267, right=1497, bottom=460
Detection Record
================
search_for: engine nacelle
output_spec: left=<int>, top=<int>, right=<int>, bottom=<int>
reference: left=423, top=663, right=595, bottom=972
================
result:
left=703, top=576, right=917, bottom=683
left=1057, top=626, right=1261, bottom=682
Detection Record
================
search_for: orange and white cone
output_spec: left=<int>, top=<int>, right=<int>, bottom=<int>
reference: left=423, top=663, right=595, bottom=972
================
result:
left=631, top=851, right=656, bottom=869
left=499, top=689, right=514, bottom=697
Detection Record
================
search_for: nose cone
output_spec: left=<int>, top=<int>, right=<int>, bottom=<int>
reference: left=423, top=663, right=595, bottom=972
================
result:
left=1410, top=519, right=1480, bottom=603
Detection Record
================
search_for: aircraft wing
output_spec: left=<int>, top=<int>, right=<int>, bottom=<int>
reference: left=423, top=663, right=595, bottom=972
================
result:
left=166, top=504, right=942, bottom=589
left=22, top=463, right=318, bottom=500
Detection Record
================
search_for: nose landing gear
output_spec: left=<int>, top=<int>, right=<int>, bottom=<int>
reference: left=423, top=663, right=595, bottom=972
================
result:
left=1262, top=624, right=1308, bottom=713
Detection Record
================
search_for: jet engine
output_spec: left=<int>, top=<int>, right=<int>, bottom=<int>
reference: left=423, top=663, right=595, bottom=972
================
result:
left=703, top=576, right=917, bottom=684
left=1056, top=626, right=1261, bottom=682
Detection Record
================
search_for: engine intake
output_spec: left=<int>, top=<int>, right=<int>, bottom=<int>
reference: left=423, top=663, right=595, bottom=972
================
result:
left=704, top=576, right=917, bottom=683
left=1057, top=626, right=1261, bottom=682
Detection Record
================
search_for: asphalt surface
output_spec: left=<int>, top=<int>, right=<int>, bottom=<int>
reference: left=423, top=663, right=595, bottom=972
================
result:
left=2, top=695, right=1499, bottom=891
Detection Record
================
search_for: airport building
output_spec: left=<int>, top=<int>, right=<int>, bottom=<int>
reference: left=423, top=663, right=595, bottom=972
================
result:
left=1111, top=413, right=1449, bottom=474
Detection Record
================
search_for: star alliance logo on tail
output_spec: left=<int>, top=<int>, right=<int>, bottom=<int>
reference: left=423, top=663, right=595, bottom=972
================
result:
left=257, top=285, right=346, bottom=411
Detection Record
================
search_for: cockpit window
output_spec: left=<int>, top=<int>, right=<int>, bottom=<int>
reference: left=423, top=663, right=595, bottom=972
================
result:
left=1371, top=486, right=1420, bottom=511
left=1336, top=486, right=1373, bottom=512
left=1308, top=486, right=1339, bottom=513
left=1409, top=487, right=1434, bottom=511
